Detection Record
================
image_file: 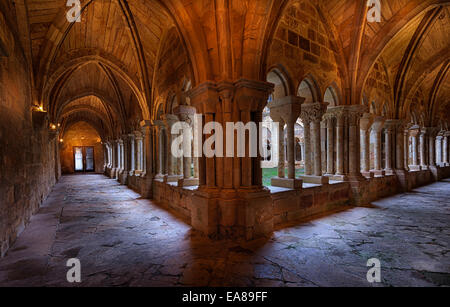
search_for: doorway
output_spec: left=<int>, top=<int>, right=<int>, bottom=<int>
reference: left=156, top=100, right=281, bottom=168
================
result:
left=74, top=147, right=95, bottom=172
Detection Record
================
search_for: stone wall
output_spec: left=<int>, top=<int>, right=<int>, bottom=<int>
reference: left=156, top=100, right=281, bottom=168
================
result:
left=0, top=7, right=57, bottom=257
left=272, top=183, right=350, bottom=226
left=152, top=180, right=352, bottom=232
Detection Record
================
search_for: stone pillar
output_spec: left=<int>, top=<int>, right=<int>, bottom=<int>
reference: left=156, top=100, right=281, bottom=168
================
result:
left=395, top=122, right=406, bottom=171
left=335, top=112, right=345, bottom=177
left=436, top=135, right=443, bottom=166
left=360, top=113, right=374, bottom=177
left=419, top=129, right=428, bottom=169
left=429, top=134, right=436, bottom=167
left=140, top=120, right=154, bottom=198
left=384, top=122, right=394, bottom=174
left=277, top=121, right=285, bottom=178
left=111, top=140, right=118, bottom=179
left=347, top=106, right=366, bottom=181
left=154, top=121, right=165, bottom=177
left=321, top=120, right=327, bottom=174
left=118, top=135, right=130, bottom=184
left=403, top=126, right=412, bottom=171
left=188, top=80, right=275, bottom=240
left=409, top=128, right=421, bottom=170
left=326, top=117, right=334, bottom=175
left=162, top=114, right=180, bottom=182
left=371, top=117, right=385, bottom=176
left=129, top=134, right=136, bottom=176
left=174, top=105, right=199, bottom=187
left=268, top=95, right=303, bottom=189
left=286, top=120, right=296, bottom=179
left=134, top=132, right=143, bottom=174
left=300, top=102, right=328, bottom=184
left=444, top=133, right=449, bottom=166
left=303, top=121, right=312, bottom=175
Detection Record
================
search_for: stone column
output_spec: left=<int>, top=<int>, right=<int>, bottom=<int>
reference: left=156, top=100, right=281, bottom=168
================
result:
left=300, top=102, right=328, bottom=184
left=174, top=105, right=199, bottom=187
left=429, top=134, right=436, bottom=167
left=112, top=140, right=119, bottom=179
left=419, top=129, right=428, bottom=169
left=134, top=132, right=143, bottom=174
left=384, top=122, right=394, bottom=173
left=140, top=120, right=154, bottom=198
left=129, top=134, right=135, bottom=176
left=371, top=117, right=385, bottom=176
left=268, top=95, right=303, bottom=189
left=436, top=135, right=443, bottom=166
left=277, top=121, right=285, bottom=178
left=303, top=121, right=312, bottom=175
left=395, top=122, right=406, bottom=171
left=403, top=127, right=411, bottom=171
left=444, top=133, right=449, bottom=166
left=162, top=114, right=180, bottom=182
left=335, top=112, right=345, bottom=177
left=188, top=80, right=275, bottom=240
left=321, top=120, right=327, bottom=174
left=118, top=135, right=130, bottom=184
left=286, top=119, right=296, bottom=179
left=326, top=117, right=334, bottom=175
left=347, top=106, right=366, bottom=181
left=360, top=113, right=374, bottom=176
left=154, top=121, right=165, bottom=177
left=409, top=128, right=421, bottom=170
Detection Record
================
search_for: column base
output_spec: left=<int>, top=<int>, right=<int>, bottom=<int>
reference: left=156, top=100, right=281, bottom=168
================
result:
left=154, top=174, right=165, bottom=180
left=361, top=171, right=374, bottom=179
left=299, top=175, right=329, bottom=185
left=327, top=174, right=348, bottom=182
left=409, top=165, right=422, bottom=171
left=110, top=168, right=117, bottom=179
left=271, top=177, right=303, bottom=190
left=178, top=177, right=199, bottom=187
left=346, top=173, right=367, bottom=182
left=163, top=175, right=182, bottom=183
left=371, top=170, right=385, bottom=177
left=385, top=169, right=395, bottom=175
left=190, top=187, right=274, bottom=240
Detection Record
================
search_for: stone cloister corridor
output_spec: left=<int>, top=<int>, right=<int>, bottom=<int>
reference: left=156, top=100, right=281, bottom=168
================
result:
left=1, top=0, right=450, bottom=288
left=0, top=174, right=449, bottom=287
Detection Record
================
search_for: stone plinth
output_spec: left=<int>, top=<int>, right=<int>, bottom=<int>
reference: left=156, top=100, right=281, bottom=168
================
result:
left=271, top=177, right=303, bottom=190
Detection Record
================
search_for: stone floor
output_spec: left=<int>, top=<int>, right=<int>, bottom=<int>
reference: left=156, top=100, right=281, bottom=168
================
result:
left=0, top=174, right=449, bottom=287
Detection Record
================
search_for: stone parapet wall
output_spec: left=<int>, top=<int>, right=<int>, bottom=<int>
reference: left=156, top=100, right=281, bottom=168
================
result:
left=272, top=183, right=350, bottom=226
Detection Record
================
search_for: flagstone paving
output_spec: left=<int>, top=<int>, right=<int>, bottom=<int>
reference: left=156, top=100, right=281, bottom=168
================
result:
left=0, top=175, right=449, bottom=287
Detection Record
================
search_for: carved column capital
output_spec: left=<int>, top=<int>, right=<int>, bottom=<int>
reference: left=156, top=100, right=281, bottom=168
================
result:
left=268, top=95, right=304, bottom=124
left=234, top=79, right=274, bottom=112
left=173, top=105, right=196, bottom=124
left=300, top=102, right=327, bottom=124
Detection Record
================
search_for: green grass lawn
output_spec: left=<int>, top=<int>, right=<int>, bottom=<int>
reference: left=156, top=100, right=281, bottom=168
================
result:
left=262, top=167, right=305, bottom=187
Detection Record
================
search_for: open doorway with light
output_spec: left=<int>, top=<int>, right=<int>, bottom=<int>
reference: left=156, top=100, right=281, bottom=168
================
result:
left=74, top=146, right=95, bottom=172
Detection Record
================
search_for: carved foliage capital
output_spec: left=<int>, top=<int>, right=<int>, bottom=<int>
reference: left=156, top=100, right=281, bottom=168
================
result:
left=300, top=102, right=327, bottom=123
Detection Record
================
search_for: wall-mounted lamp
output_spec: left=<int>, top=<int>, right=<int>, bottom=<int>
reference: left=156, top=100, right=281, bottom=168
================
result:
left=32, top=105, right=46, bottom=112
left=50, top=124, right=57, bottom=130
left=59, top=139, right=64, bottom=143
